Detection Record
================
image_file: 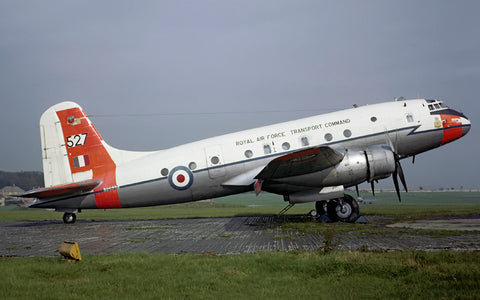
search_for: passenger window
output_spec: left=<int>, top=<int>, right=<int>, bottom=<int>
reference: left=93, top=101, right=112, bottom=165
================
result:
left=188, top=162, right=197, bottom=170
left=406, top=114, right=414, bottom=123
left=370, top=116, right=377, bottom=122
left=244, top=150, right=253, bottom=158
left=161, top=168, right=169, bottom=176
left=211, top=156, right=220, bottom=164
left=301, top=137, right=309, bottom=146
left=264, top=145, right=272, bottom=154
left=343, top=129, right=352, bottom=138
left=282, top=142, right=290, bottom=150
left=324, top=133, right=333, bottom=142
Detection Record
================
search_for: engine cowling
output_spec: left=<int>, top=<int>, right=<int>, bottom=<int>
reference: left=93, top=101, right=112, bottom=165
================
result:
left=269, top=145, right=396, bottom=189
left=364, top=145, right=397, bottom=182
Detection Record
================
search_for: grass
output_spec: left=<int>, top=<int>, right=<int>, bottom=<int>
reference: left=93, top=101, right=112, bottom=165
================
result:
left=272, top=216, right=480, bottom=238
left=1, top=192, right=479, bottom=299
left=1, top=191, right=480, bottom=223
left=1, top=251, right=479, bottom=299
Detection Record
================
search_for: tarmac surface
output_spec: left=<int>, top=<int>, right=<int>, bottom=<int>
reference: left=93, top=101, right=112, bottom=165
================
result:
left=1, top=216, right=480, bottom=257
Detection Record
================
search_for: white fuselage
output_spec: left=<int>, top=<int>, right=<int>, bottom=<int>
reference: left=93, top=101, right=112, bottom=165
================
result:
left=30, top=98, right=470, bottom=212
left=100, top=99, right=468, bottom=208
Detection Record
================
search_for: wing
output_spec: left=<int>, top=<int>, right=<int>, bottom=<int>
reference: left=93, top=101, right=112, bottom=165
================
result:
left=255, top=146, right=344, bottom=180
left=17, top=178, right=102, bottom=200
left=222, top=146, right=344, bottom=189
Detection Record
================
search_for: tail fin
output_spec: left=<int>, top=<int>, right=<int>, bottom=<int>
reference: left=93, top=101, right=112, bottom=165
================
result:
left=40, top=102, right=121, bottom=208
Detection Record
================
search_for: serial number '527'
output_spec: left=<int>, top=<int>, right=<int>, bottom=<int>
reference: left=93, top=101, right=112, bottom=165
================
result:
left=66, top=133, right=87, bottom=148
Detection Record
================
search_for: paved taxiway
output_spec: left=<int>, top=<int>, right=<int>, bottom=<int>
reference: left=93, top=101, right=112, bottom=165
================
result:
left=1, top=216, right=480, bottom=257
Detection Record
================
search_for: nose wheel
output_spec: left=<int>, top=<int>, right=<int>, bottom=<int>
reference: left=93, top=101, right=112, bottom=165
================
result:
left=62, top=212, right=77, bottom=224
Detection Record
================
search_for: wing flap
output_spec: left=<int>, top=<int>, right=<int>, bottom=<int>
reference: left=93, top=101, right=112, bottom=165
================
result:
left=255, top=146, right=344, bottom=180
left=17, top=178, right=102, bottom=200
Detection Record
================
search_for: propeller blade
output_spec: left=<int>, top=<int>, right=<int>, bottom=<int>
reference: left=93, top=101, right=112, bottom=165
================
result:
left=397, top=159, right=408, bottom=192
left=355, top=185, right=360, bottom=197
left=392, top=169, right=401, bottom=202
left=394, top=153, right=408, bottom=193
left=370, top=181, right=375, bottom=196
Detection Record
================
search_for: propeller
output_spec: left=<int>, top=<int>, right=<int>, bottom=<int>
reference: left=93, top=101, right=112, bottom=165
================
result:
left=365, top=152, right=376, bottom=196
left=385, top=130, right=408, bottom=202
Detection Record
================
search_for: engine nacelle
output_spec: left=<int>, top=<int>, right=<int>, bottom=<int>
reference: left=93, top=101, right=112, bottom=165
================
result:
left=272, top=145, right=396, bottom=188
left=364, top=145, right=396, bottom=182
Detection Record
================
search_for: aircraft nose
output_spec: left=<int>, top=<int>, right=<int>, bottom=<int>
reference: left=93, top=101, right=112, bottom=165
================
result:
left=462, top=115, right=471, bottom=137
left=438, top=108, right=471, bottom=145
left=446, top=107, right=471, bottom=137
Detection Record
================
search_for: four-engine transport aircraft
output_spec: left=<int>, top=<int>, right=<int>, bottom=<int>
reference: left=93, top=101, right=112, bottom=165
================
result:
left=19, top=98, right=471, bottom=223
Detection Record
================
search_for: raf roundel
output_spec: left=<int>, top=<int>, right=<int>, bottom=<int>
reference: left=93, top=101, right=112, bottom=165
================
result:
left=168, top=166, right=194, bottom=190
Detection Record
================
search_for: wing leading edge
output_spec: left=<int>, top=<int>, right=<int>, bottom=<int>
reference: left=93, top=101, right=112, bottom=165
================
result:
left=222, top=146, right=344, bottom=190
left=255, top=146, right=344, bottom=180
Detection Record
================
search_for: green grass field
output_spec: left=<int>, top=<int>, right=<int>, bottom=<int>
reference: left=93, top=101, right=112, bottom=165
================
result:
left=1, top=192, right=479, bottom=299
left=1, top=191, right=480, bottom=222
left=1, top=251, right=479, bottom=299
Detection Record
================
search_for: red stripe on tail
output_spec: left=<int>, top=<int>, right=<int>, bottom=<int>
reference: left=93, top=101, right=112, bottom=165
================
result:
left=56, top=108, right=121, bottom=209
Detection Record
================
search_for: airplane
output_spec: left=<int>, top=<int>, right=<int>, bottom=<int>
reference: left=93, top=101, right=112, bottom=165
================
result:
left=18, top=98, right=471, bottom=224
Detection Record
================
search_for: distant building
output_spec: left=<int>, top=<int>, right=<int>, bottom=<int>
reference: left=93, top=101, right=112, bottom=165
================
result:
left=0, top=185, right=30, bottom=207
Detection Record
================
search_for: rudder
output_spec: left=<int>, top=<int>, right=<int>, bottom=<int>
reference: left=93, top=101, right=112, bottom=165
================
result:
left=40, top=102, right=121, bottom=208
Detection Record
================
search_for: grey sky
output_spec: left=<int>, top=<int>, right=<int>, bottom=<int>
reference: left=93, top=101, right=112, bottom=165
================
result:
left=1, top=1, right=478, bottom=190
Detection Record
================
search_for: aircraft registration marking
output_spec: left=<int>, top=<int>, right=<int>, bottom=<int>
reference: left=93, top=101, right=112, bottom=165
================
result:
left=235, top=118, right=352, bottom=147
left=66, top=133, right=87, bottom=147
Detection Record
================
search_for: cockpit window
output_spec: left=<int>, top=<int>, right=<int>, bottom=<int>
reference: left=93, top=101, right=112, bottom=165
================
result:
left=426, top=99, right=448, bottom=112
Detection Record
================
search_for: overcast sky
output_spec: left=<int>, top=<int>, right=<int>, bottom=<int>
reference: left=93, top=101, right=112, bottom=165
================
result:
left=1, top=1, right=478, bottom=190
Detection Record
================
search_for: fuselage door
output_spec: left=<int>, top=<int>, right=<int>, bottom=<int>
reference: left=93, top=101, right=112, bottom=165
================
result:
left=205, top=145, right=226, bottom=179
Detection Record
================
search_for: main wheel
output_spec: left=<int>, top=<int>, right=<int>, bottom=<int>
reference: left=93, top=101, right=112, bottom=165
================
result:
left=327, top=195, right=359, bottom=223
left=62, top=213, right=76, bottom=224
left=315, top=200, right=328, bottom=215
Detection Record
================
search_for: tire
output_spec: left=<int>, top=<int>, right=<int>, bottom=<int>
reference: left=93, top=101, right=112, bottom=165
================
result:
left=63, top=213, right=76, bottom=224
left=315, top=200, right=328, bottom=215
left=327, top=195, right=359, bottom=223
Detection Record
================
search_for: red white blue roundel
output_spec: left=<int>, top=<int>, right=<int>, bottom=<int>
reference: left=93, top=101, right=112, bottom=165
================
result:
left=168, top=166, right=194, bottom=190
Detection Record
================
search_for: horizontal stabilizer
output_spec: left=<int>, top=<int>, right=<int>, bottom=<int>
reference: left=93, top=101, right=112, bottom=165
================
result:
left=255, top=146, right=344, bottom=180
left=17, top=179, right=102, bottom=200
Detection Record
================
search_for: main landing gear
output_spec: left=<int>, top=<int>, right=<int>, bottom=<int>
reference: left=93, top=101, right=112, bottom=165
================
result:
left=315, top=194, right=359, bottom=223
left=62, top=212, right=77, bottom=224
